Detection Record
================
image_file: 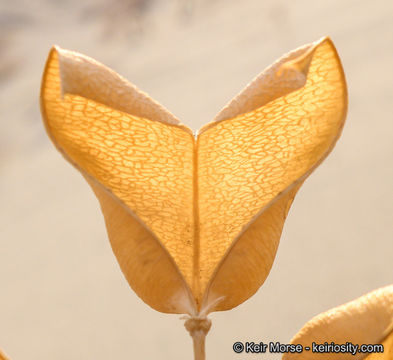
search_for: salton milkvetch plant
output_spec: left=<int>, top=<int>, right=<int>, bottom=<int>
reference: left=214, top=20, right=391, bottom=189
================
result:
left=35, top=36, right=353, bottom=359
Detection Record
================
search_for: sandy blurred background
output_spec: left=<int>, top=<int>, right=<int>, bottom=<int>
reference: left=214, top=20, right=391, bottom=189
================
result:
left=0, top=0, right=392, bottom=359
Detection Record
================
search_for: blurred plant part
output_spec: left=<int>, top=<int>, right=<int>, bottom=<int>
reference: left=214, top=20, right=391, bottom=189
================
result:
left=92, top=0, right=157, bottom=38
left=0, top=348, right=9, bottom=360
left=0, top=10, right=30, bottom=83
left=283, top=285, right=393, bottom=360
left=82, top=0, right=222, bottom=39
left=0, top=38, right=19, bottom=83
left=40, top=36, right=347, bottom=359
left=174, top=0, right=220, bottom=20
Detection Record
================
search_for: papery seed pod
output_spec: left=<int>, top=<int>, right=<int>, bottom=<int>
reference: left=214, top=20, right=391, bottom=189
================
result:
left=0, top=348, right=9, bottom=360
left=283, top=285, right=393, bottom=360
left=40, top=36, right=347, bottom=359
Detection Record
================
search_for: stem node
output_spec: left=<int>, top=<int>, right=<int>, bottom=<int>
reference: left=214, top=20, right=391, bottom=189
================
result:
left=184, top=316, right=211, bottom=360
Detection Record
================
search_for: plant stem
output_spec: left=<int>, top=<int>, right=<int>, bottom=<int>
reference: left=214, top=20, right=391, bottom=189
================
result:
left=191, top=328, right=207, bottom=360
left=184, top=316, right=211, bottom=360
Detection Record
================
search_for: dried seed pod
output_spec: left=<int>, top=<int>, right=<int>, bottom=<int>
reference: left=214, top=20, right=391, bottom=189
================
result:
left=283, top=285, right=393, bottom=360
left=40, top=36, right=347, bottom=359
left=0, top=349, right=9, bottom=360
